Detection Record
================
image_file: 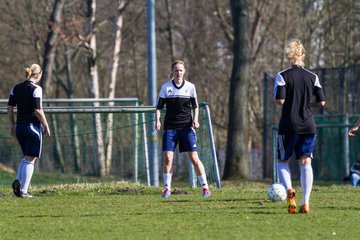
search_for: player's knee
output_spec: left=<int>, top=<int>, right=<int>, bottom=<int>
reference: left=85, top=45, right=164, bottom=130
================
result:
left=299, top=156, right=311, bottom=166
left=163, top=156, right=173, bottom=165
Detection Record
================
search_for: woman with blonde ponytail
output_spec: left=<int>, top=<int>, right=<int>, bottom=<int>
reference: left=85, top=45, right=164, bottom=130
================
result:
left=273, top=39, right=326, bottom=214
left=7, top=64, right=50, bottom=198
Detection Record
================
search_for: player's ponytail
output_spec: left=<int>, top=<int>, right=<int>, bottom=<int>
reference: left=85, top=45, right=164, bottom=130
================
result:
left=25, top=68, right=32, bottom=79
left=25, top=64, right=42, bottom=79
left=286, top=39, right=305, bottom=64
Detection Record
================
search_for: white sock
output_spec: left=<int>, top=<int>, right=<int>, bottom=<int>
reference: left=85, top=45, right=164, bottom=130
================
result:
left=300, top=164, right=313, bottom=205
left=277, top=162, right=292, bottom=190
left=16, top=159, right=26, bottom=182
left=163, top=173, right=172, bottom=191
left=197, top=175, right=209, bottom=189
left=20, top=161, right=34, bottom=193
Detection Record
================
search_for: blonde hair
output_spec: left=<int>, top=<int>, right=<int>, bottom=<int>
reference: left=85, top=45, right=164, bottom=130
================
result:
left=25, top=64, right=42, bottom=79
left=169, top=60, right=185, bottom=79
left=286, top=39, right=305, bottom=63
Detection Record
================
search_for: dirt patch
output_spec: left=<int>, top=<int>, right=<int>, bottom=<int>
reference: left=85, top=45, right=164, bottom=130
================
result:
left=171, top=188, right=189, bottom=195
left=0, top=163, right=15, bottom=173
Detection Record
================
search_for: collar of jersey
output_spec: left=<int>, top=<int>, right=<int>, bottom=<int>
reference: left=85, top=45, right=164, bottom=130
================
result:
left=292, top=64, right=303, bottom=69
left=172, top=79, right=185, bottom=89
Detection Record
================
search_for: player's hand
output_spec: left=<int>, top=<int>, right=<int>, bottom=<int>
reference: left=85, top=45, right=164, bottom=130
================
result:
left=348, top=127, right=358, bottom=137
left=10, top=125, right=16, bottom=137
left=43, top=126, right=51, bottom=137
left=192, top=121, right=200, bottom=129
left=155, top=121, right=161, bottom=131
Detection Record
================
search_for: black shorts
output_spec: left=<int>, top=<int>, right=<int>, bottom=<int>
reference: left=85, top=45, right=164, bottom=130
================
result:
left=16, top=123, right=43, bottom=157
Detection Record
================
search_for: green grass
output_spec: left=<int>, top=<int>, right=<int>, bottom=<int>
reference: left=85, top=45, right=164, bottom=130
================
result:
left=0, top=173, right=359, bottom=240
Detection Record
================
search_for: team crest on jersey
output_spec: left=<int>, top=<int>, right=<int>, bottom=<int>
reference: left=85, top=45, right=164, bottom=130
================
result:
left=167, top=87, right=173, bottom=95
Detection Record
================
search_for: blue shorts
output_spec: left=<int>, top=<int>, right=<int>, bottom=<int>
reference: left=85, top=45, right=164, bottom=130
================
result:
left=162, top=128, right=198, bottom=153
left=277, top=134, right=316, bottom=160
left=16, top=123, right=43, bottom=157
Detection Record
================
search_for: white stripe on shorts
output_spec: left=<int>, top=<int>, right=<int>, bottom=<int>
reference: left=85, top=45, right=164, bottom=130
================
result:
left=30, top=123, right=43, bottom=157
left=277, top=135, right=285, bottom=160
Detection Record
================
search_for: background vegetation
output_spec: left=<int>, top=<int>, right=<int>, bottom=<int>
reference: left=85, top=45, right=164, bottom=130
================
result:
left=0, top=0, right=359, bottom=179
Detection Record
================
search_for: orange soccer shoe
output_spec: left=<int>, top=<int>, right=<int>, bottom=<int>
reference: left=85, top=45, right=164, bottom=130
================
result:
left=287, top=188, right=297, bottom=214
left=299, top=204, right=310, bottom=214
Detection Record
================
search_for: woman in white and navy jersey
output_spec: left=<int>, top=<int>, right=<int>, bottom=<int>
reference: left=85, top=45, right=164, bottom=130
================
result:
left=274, top=39, right=325, bottom=214
left=7, top=64, right=51, bottom=198
left=155, top=60, right=211, bottom=198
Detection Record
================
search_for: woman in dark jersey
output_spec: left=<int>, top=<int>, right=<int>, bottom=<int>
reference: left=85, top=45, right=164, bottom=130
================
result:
left=274, top=40, right=325, bottom=214
left=155, top=60, right=210, bottom=198
left=8, top=64, right=51, bottom=198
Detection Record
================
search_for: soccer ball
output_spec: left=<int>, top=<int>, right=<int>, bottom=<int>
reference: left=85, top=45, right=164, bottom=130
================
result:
left=267, top=183, right=287, bottom=202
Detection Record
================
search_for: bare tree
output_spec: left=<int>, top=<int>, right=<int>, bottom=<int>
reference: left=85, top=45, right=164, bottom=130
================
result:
left=41, top=0, right=66, bottom=95
left=104, top=0, right=128, bottom=174
left=85, top=0, right=106, bottom=176
left=1, top=0, right=359, bottom=179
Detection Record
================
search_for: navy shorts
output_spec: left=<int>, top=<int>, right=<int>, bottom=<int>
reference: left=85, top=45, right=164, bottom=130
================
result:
left=277, top=134, right=316, bottom=160
left=16, top=123, right=43, bottom=157
left=162, top=127, right=198, bottom=153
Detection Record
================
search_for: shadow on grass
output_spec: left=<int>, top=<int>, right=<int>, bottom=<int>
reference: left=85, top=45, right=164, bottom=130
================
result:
left=317, top=206, right=360, bottom=211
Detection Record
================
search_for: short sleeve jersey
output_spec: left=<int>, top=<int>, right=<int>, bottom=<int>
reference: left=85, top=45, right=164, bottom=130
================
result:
left=156, top=80, right=198, bottom=130
left=273, top=65, right=325, bottom=134
left=8, top=80, right=43, bottom=124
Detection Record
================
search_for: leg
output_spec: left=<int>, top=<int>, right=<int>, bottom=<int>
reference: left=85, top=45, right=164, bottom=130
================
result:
left=16, top=159, right=26, bottom=183
left=163, top=151, right=174, bottom=173
left=162, top=151, right=174, bottom=191
left=187, top=151, right=205, bottom=176
left=279, top=160, right=297, bottom=214
left=20, top=155, right=36, bottom=197
left=12, top=158, right=26, bottom=197
left=296, top=134, right=316, bottom=213
left=161, top=151, right=174, bottom=198
left=277, top=159, right=293, bottom=191
left=277, top=134, right=296, bottom=191
left=187, top=151, right=210, bottom=196
left=350, top=173, right=360, bottom=187
left=299, top=156, right=313, bottom=213
left=277, top=134, right=298, bottom=213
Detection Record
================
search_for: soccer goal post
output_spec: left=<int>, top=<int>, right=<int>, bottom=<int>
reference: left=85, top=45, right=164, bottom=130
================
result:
left=0, top=99, right=221, bottom=188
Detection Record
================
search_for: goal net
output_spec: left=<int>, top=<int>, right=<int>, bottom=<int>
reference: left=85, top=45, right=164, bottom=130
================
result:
left=0, top=99, right=221, bottom=188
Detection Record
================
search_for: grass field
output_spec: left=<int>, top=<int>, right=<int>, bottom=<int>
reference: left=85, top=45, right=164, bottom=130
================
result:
left=0, top=172, right=359, bottom=240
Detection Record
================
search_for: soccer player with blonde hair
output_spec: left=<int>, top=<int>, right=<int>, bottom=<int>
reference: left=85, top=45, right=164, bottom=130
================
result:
left=8, top=64, right=51, bottom=198
left=273, top=39, right=325, bottom=213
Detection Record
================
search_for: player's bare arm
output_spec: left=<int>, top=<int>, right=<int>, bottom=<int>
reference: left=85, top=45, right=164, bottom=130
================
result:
left=348, top=116, right=360, bottom=137
left=310, top=101, right=326, bottom=108
left=7, top=105, right=16, bottom=136
left=155, top=109, right=161, bottom=131
left=34, top=109, right=51, bottom=137
left=275, top=99, right=285, bottom=105
left=193, top=107, right=200, bottom=129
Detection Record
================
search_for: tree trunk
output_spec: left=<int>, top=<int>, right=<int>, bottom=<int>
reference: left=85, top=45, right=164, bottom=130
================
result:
left=223, top=0, right=251, bottom=180
left=105, top=0, right=126, bottom=175
left=165, top=0, right=175, bottom=61
left=64, top=44, right=82, bottom=173
left=86, top=0, right=106, bottom=177
left=41, top=0, right=65, bottom=95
